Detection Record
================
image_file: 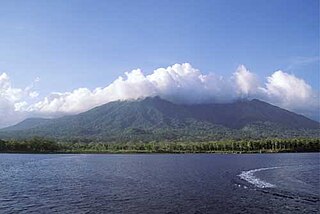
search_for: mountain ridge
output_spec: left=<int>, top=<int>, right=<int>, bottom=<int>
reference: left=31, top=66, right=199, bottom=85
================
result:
left=1, top=118, right=52, bottom=132
left=0, top=97, right=318, bottom=141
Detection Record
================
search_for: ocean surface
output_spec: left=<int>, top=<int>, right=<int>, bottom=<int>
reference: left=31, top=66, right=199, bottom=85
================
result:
left=0, top=153, right=319, bottom=213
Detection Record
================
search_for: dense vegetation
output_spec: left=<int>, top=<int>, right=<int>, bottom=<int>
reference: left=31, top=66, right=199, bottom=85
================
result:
left=0, top=138, right=61, bottom=153
left=0, top=97, right=319, bottom=141
left=0, top=137, right=319, bottom=153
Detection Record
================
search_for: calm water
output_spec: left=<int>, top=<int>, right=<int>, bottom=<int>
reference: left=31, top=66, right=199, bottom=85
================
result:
left=0, top=153, right=319, bottom=214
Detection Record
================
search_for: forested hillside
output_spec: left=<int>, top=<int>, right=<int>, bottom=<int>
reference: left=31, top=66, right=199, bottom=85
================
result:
left=0, top=97, right=318, bottom=141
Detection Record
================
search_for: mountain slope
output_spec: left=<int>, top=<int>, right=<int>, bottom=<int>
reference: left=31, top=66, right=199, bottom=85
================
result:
left=1, top=118, right=51, bottom=131
left=0, top=97, right=318, bottom=141
left=186, top=99, right=318, bottom=129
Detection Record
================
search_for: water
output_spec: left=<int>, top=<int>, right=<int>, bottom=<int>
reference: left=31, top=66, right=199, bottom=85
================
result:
left=0, top=153, right=319, bottom=213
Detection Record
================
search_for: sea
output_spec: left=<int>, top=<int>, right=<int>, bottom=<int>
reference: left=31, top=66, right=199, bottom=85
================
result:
left=0, top=153, right=319, bottom=213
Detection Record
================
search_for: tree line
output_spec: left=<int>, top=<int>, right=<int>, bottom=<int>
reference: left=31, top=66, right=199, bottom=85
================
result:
left=0, top=137, right=319, bottom=153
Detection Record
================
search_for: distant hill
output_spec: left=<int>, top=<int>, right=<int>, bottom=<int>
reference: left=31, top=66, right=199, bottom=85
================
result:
left=1, top=118, right=51, bottom=132
left=0, top=97, right=318, bottom=141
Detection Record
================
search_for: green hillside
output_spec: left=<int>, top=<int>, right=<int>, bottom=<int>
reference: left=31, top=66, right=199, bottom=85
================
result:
left=0, top=97, right=318, bottom=142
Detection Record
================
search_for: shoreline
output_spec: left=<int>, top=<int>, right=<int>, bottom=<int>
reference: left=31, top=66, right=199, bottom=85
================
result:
left=0, top=150, right=319, bottom=155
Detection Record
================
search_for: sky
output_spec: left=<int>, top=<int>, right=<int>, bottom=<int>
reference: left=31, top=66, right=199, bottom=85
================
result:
left=0, top=0, right=319, bottom=127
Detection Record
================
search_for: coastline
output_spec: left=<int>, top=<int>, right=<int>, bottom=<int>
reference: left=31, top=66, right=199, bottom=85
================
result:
left=0, top=150, right=319, bottom=155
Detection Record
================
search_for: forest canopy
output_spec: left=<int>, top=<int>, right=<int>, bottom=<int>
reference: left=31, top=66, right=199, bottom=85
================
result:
left=0, top=137, right=319, bottom=153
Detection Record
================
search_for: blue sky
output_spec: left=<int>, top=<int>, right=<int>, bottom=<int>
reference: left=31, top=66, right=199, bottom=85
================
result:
left=1, top=0, right=319, bottom=91
left=0, top=0, right=319, bottom=126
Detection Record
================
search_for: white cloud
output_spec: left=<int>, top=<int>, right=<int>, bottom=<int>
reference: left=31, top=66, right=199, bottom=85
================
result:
left=0, top=63, right=319, bottom=127
left=0, top=73, right=41, bottom=127
left=29, top=91, right=39, bottom=98
left=25, top=63, right=237, bottom=114
left=265, top=71, right=313, bottom=105
left=0, top=73, right=25, bottom=127
left=260, top=70, right=319, bottom=119
left=14, top=101, right=28, bottom=111
left=0, top=73, right=23, bottom=102
left=233, top=65, right=259, bottom=97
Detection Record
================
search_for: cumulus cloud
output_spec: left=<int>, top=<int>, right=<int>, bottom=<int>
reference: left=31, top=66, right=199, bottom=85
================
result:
left=0, top=73, right=22, bottom=102
left=233, top=65, right=259, bottom=97
left=0, top=73, right=40, bottom=127
left=264, top=71, right=313, bottom=105
left=0, top=63, right=319, bottom=127
left=24, top=63, right=239, bottom=114
left=29, top=91, right=39, bottom=98
left=260, top=70, right=319, bottom=119
left=0, top=73, right=26, bottom=127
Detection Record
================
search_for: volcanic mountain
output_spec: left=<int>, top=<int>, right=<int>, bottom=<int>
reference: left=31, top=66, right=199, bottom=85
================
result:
left=0, top=97, right=318, bottom=141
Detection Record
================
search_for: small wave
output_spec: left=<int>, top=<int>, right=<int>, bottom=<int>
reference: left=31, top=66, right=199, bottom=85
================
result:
left=239, top=167, right=281, bottom=188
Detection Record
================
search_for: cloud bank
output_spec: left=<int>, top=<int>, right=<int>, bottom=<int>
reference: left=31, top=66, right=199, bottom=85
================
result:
left=0, top=63, right=319, bottom=127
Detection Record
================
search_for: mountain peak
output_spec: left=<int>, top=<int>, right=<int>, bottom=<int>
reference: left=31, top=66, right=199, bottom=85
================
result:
left=0, top=97, right=318, bottom=140
left=140, top=96, right=167, bottom=102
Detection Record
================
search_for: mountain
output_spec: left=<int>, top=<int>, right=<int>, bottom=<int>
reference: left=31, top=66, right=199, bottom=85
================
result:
left=1, top=118, right=51, bottom=132
left=0, top=97, right=318, bottom=141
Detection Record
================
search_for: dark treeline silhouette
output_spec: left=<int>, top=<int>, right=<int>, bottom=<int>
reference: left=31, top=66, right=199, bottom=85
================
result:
left=0, top=137, right=319, bottom=153
left=0, top=137, right=60, bottom=153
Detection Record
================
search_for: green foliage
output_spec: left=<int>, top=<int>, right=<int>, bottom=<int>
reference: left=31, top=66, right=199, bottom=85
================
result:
left=0, top=138, right=319, bottom=153
left=0, top=137, right=61, bottom=153
left=0, top=97, right=318, bottom=141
